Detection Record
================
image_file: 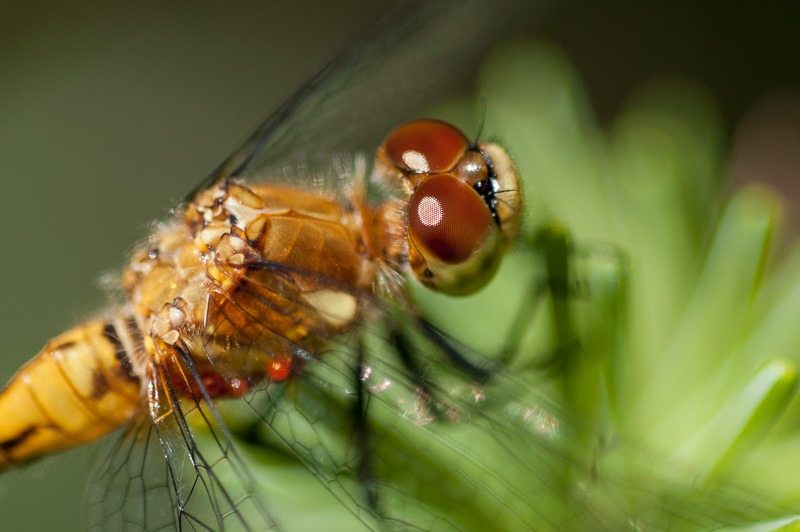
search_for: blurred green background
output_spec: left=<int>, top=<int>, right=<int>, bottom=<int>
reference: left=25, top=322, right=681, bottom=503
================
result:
left=1, top=1, right=798, bottom=530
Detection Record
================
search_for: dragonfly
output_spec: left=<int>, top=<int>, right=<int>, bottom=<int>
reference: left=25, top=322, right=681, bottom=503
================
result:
left=3, top=2, right=564, bottom=528
left=0, top=1, right=790, bottom=530
left=0, top=109, right=528, bottom=528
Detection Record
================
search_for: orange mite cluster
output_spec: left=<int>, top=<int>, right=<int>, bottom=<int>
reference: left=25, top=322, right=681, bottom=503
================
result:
left=162, top=352, right=296, bottom=400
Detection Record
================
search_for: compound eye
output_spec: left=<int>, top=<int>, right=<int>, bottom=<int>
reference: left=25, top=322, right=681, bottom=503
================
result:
left=408, top=174, right=492, bottom=264
left=384, top=119, right=469, bottom=174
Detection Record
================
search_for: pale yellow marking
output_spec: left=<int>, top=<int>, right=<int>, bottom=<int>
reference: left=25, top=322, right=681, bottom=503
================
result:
left=223, top=195, right=288, bottom=230
left=302, top=289, right=358, bottom=327
left=228, top=253, right=245, bottom=266
left=161, top=330, right=180, bottom=345
left=199, top=225, right=229, bottom=248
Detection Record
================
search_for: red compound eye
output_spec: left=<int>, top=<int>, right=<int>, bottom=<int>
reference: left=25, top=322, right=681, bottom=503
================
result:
left=408, top=174, right=492, bottom=264
left=384, top=119, right=469, bottom=173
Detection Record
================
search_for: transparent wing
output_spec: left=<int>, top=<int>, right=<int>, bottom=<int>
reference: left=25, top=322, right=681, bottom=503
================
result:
left=194, top=254, right=563, bottom=529
left=191, top=0, right=542, bottom=196
left=193, top=241, right=790, bottom=530
left=87, top=416, right=176, bottom=531
left=88, top=358, right=277, bottom=531
left=86, top=244, right=790, bottom=531
left=234, top=327, right=571, bottom=531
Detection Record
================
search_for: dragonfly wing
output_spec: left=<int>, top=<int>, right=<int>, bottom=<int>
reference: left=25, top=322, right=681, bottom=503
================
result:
left=237, top=318, right=793, bottom=531
left=192, top=0, right=541, bottom=197
left=219, top=312, right=576, bottom=530
left=193, top=248, right=792, bottom=530
left=87, top=359, right=279, bottom=531
left=190, top=249, right=572, bottom=529
left=87, top=417, right=177, bottom=531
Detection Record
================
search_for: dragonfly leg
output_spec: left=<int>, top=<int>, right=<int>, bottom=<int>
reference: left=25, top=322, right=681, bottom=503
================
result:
left=351, top=338, right=380, bottom=514
left=498, top=224, right=587, bottom=373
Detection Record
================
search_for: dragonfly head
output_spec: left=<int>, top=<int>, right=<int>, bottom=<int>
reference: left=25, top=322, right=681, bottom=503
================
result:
left=377, top=119, right=522, bottom=295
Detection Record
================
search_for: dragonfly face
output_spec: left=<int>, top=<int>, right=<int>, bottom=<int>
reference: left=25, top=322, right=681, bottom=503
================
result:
left=378, top=119, right=522, bottom=295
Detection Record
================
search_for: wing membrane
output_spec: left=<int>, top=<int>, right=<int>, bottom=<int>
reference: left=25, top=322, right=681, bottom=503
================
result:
left=89, top=243, right=790, bottom=531
left=89, top=357, right=278, bottom=531
left=191, top=0, right=541, bottom=197
left=194, top=241, right=791, bottom=530
left=87, top=417, right=176, bottom=531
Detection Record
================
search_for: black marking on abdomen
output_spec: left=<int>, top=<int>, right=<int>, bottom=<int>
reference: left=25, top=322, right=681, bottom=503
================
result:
left=46, top=339, right=77, bottom=352
left=0, top=426, right=37, bottom=453
left=89, top=367, right=112, bottom=400
left=102, top=323, right=138, bottom=383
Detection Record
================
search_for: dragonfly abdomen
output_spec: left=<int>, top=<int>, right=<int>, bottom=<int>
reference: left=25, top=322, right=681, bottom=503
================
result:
left=0, top=318, right=142, bottom=468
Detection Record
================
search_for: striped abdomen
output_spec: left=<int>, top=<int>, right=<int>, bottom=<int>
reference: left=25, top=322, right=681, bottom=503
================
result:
left=0, top=319, right=141, bottom=468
